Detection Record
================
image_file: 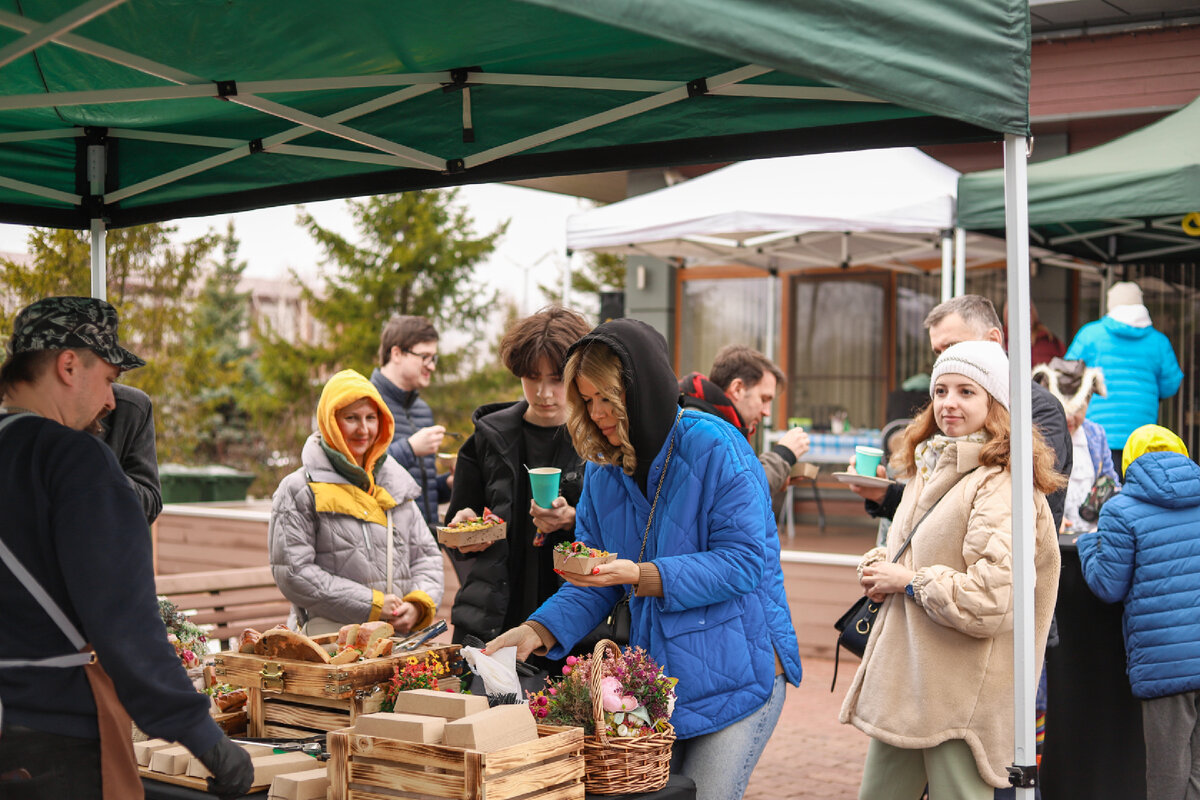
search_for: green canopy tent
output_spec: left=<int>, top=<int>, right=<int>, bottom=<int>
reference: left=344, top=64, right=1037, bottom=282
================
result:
left=0, top=2, right=1045, bottom=793
left=958, top=95, right=1200, bottom=266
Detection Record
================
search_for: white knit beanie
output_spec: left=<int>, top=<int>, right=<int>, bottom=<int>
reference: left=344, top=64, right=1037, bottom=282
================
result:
left=1107, top=281, right=1143, bottom=309
left=930, top=340, right=1010, bottom=410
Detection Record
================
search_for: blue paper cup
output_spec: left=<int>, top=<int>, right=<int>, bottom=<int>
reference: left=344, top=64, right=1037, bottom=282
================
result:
left=854, top=446, right=884, bottom=478
left=529, top=467, right=562, bottom=508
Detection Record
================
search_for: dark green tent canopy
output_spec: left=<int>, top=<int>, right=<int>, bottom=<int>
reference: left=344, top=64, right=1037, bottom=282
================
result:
left=0, top=0, right=1029, bottom=229
left=958, top=96, right=1200, bottom=264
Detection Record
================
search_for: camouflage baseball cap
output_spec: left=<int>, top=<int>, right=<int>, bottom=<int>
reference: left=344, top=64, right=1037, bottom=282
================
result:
left=8, top=296, right=145, bottom=371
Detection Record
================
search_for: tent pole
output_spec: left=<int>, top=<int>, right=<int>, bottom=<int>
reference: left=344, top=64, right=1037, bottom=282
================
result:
left=1003, top=133, right=1036, bottom=799
left=954, top=227, right=966, bottom=297
left=87, top=141, right=106, bottom=301
left=940, top=232, right=952, bottom=302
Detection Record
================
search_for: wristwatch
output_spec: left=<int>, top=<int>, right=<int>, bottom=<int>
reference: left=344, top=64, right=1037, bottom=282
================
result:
left=904, top=582, right=915, bottom=600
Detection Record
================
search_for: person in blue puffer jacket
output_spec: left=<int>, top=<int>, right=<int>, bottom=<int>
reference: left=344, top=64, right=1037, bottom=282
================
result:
left=487, top=319, right=802, bottom=800
left=1077, top=424, right=1200, bottom=800
left=1065, top=281, right=1183, bottom=468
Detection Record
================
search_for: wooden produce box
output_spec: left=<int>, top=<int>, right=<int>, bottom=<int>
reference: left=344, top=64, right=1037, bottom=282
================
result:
left=214, top=642, right=461, bottom=738
left=328, top=724, right=584, bottom=800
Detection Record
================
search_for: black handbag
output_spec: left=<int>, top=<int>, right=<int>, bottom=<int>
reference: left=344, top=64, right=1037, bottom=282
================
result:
left=831, top=470, right=975, bottom=691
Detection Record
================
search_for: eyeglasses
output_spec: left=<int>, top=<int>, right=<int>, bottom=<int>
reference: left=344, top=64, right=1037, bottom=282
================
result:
left=404, top=349, right=439, bottom=367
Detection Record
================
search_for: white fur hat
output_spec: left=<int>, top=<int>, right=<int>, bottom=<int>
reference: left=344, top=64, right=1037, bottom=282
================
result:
left=930, top=340, right=1010, bottom=410
left=1032, top=358, right=1107, bottom=417
left=1108, top=281, right=1143, bottom=309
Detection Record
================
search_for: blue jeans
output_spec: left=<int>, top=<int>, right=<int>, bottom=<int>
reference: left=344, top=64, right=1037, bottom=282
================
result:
left=669, top=674, right=787, bottom=800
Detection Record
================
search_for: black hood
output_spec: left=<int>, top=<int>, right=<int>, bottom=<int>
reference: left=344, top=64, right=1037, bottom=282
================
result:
left=565, top=318, right=681, bottom=491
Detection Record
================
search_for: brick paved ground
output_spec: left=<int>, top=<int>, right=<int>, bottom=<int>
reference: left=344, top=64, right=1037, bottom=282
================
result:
left=745, top=656, right=867, bottom=800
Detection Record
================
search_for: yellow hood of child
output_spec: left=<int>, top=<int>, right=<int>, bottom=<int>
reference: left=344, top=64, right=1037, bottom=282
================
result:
left=1123, top=424, right=1189, bottom=475
left=317, top=369, right=395, bottom=485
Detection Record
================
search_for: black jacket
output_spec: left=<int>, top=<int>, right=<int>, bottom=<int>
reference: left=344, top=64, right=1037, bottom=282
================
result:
left=99, top=383, right=162, bottom=524
left=867, top=379, right=1073, bottom=527
left=370, top=368, right=450, bottom=527
left=445, top=400, right=584, bottom=643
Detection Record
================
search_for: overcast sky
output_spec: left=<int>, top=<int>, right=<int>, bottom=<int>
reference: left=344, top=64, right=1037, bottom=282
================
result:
left=0, top=183, right=592, bottom=316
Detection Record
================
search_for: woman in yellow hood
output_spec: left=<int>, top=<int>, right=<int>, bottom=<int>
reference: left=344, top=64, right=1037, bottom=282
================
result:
left=268, top=370, right=444, bottom=636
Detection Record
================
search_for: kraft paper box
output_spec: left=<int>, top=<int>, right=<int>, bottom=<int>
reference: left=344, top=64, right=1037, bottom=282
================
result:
left=269, top=767, right=330, bottom=800
left=553, top=549, right=616, bottom=575
left=436, top=521, right=506, bottom=547
left=390, top=688, right=489, bottom=720
left=789, top=462, right=820, bottom=479
left=149, top=744, right=193, bottom=775
left=134, top=738, right=175, bottom=767
left=355, top=711, right=446, bottom=743
left=187, top=750, right=313, bottom=783
left=443, top=704, right=539, bottom=752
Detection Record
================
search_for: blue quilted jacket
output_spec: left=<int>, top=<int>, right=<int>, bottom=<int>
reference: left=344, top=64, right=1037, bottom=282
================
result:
left=530, top=409, right=802, bottom=739
left=1065, top=317, right=1183, bottom=449
left=1077, top=450, right=1200, bottom=699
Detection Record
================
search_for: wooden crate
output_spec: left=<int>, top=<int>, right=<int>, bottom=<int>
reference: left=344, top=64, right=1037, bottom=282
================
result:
left=214, top=643, right=462, bottom=738
left=328, top=724, right=585, bottom=800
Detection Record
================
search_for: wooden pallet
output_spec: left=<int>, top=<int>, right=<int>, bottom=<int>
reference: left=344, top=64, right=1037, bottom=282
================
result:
left=328, top=724, right=585, bottom=800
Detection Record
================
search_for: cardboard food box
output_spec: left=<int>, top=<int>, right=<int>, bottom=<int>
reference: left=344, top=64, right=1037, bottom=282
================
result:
left=148, top=744, right=194, bottom=775
left=328, top=724, right=584, bottom=800
left=789, top=461, right=821, bottom=480
left=389, top=688, right=489, bottom=720
left=436, top=520, right=507, bottom=547
left=133, top=738, right=175, bottom=767
left=553, top=548, right=617, bottom=575
left=270, top=767, right=332, bottom=800
left=442, top=704, right=539, bottom=753
left=355, top=711, right=446, bottom=743
left=186, top=750, right=313, bottom=783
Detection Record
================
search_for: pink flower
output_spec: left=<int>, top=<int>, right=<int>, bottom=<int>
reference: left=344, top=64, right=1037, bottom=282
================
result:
left=562, top=665, right=572, bottom=675
left=566, top=656, right=578, bottom=666
left=600, top=676, right=638, bottom=713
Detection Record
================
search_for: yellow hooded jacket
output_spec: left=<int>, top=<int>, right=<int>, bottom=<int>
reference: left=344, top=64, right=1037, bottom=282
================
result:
left=1123, top=424, right=1189, bottom=476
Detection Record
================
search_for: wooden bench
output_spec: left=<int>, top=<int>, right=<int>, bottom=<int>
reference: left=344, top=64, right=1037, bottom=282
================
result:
left=155, top=566, right=291, bottom=649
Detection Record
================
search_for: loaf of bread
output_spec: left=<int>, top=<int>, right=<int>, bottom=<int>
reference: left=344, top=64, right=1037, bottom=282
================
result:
left=329, top=647, right=361, bottom=665
left=363, top=636, right=394, bottom=659
left=253, top=629, right=332, bottom=663
left=354, top=621, right=394, bottom=652
left=336, top=624, right=361, bottom=650
left=238, top=628, right=261, bottom=654
left=213, top=689, right=248, bottom=712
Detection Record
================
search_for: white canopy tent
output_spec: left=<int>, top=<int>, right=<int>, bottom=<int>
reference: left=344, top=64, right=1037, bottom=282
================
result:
left=566, top=147, right=1015, bottom=297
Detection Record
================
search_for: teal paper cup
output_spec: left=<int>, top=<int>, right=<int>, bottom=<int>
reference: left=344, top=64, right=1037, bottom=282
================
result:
left=854, top=446, right=884, bottom=477
left=529, top=467, right=562, bottom=508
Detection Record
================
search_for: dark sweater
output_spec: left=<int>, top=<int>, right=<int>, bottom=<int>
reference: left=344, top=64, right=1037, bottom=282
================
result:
left=0, top=414, right=222, bottom=755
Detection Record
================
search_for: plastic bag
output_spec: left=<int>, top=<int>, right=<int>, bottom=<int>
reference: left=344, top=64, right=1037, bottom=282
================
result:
left=460, top=646, right=524, bottom=703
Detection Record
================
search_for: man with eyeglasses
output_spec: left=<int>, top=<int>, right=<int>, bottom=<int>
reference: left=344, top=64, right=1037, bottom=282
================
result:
left=371, top=316, right=453, bottom=532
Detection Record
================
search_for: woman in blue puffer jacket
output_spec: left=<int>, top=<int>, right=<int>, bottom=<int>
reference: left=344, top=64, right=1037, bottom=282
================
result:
left=488, top=319, right=802, bottom=800
left=1077, top=424, right=1200, bottom=800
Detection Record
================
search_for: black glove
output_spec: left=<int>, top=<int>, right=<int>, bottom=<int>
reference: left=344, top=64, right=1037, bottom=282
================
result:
left=198, top=736, right=254, bottom=799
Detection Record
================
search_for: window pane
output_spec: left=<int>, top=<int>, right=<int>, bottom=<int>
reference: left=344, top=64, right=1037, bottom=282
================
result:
left=789, top=277, right=885, bottom=430
left=678, top=277, right=771, bottom=375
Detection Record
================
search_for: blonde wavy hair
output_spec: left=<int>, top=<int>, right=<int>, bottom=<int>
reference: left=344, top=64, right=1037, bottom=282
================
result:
left=563, top=342, right=638, bottom=475
left=893, top=398, right=1066, bottom=496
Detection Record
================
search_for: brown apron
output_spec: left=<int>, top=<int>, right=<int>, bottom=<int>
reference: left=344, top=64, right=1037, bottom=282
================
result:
left=82, top=646, right=144, bottom=800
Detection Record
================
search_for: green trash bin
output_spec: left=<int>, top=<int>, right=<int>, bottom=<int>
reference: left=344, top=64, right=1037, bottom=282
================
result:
left=159, top=464, right=255, bottom=503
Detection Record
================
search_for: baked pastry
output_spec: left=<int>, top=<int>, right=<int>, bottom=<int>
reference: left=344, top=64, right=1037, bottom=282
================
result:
left=336, top=624, right=360, bottom=650
left=253, top=628, right=332, bottom=663
left=238, top=628, right=261, bottom=654
left=353, top=621, right=394, bottom=652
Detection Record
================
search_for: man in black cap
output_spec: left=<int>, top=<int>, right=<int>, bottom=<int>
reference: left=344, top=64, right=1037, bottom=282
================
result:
left=0, top=297, right=252, bottom=799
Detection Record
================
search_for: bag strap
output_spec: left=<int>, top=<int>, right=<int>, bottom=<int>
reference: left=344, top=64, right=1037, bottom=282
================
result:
left=0, top=412, right=94, bottom=670
left=889, top=466, right=980, bottom=564
left=614, top=407, right=684, bottom=610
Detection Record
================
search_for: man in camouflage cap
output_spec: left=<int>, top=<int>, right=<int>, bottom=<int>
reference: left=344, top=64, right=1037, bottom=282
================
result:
left=0, top=297, right=253, bottom=799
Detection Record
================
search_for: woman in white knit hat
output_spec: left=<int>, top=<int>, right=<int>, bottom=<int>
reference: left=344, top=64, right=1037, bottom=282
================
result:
left=840, top=340, right=1065, bottom=799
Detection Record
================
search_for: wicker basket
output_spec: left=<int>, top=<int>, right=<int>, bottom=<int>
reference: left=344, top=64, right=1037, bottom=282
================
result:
left=582, top=639, right=675, bottom=795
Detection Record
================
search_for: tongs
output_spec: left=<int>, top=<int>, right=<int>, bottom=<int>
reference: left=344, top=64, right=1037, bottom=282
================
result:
left=393, top=619, right=448, bottom=652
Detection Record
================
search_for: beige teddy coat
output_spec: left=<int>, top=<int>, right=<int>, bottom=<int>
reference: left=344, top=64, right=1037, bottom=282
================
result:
left=839, top=441, right=1060, bottom=788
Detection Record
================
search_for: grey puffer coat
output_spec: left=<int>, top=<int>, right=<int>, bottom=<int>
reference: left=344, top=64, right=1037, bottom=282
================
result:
left=268, top=433, right=444, bottom=626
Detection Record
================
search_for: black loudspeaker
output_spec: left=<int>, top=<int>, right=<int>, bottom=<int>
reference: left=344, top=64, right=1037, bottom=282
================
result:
left=599, top=291, right=625, bottom=322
